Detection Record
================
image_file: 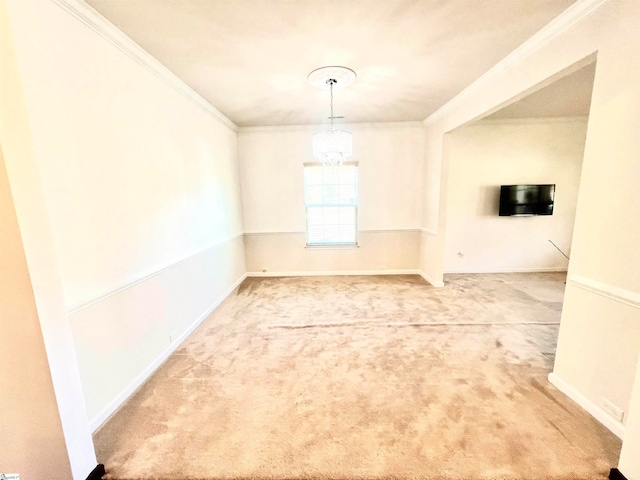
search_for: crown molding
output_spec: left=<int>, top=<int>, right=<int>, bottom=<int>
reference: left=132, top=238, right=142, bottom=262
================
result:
left=424, top=0, right=608, bottom=126
left=476, top=116, right=589, bottom=126
left=48, top=0, right=238, bottom=132
left=238, top=121, right=424, bottom=134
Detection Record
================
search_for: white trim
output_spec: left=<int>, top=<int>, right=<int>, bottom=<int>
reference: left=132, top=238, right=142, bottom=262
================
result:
left=477, top=116, right=589, bottom=126
left=248, top=269, right=420, bottom=278
left=424, top=0, right=608, bottom=126
left=48, top=0, right=238, bottom=132
left=303, top=161, right=359, bottom=167
left=418, top=271, right=445, bottom=288
left=548, top=372, right=625, bottom=439
left=569, top=275, right=640, bottom=310
left=243, top=229, right=421, bottom=236
left=363, top=228, right=420, bottom=234
left=420, top=228, right=438, bottom=236
left=243, top=231, right=302, bottom=237
left=238, top=121, right=425, bottom=134
left=304, top=244, right=360, bottom=250
left=444, top=267, right=568, bottom=274
left=68, top=234, right=243, bottom=314
left=90, top=273, right=247, bottom=432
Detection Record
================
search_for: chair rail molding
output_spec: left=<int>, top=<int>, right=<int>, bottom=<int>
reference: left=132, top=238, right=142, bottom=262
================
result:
left=569, top=275, right=640, bottom=310
left=68, top=233, right=244, bottom=314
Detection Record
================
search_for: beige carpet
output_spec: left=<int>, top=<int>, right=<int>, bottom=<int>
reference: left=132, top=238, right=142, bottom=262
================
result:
left=94, top=273, right=621, bottom=480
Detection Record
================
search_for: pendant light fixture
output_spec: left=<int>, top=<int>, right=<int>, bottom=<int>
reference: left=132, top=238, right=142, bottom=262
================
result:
left=308, top=66, right=356, bottom=166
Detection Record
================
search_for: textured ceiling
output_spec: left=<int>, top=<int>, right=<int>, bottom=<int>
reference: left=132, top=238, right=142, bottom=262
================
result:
left=84, top=0, right=577, bottom=127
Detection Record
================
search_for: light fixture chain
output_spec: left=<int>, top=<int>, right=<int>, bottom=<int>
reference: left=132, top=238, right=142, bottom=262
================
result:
left=330, top=79, right=334, bottom=128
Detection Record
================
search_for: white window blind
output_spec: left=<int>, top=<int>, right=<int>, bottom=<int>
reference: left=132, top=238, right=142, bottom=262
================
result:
left=304, top=164, right=358, bottom=246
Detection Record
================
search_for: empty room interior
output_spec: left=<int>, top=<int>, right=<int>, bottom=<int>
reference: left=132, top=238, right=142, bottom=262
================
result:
left=1, top=1, right=640, bottom=480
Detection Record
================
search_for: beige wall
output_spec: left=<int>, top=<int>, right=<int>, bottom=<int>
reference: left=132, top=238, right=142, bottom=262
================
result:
left=238, top=123, right=424, bottom=274
left=444, top=118, right=586, bottom=273
left=1, top=0, right=97, bottom=476
left=244, top=231, right=419, bottom=274
left=418, top=0, right=640, bottom=472
left=3, top=0, right=246, bottom=440
left=552, top=283, right=640, bottom=436
left=0, top=145, right=73, bottom=479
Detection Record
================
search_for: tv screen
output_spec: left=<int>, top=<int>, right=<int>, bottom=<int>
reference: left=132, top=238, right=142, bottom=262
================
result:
left=499, top=184, right=555, bottom=216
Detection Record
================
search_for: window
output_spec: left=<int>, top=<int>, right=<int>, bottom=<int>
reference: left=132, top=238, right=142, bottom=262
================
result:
left=304, top=163, right=358, bottom=246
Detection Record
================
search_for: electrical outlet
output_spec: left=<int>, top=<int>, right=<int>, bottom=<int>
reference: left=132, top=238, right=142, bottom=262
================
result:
left=602, top=398, right=624, bottom=423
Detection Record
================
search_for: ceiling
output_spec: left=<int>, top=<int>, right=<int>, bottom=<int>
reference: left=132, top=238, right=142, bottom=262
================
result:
left=84, top=0, right=578, bottom=127
left=487, top=62, right=596, bottom=119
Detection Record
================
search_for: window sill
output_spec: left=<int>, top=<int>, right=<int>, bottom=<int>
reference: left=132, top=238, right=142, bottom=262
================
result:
left=305, top=243, right=360, bottom=250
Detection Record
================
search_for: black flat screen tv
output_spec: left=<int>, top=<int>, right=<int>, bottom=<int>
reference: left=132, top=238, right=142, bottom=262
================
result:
left=499, top=184, right=555, bottom=216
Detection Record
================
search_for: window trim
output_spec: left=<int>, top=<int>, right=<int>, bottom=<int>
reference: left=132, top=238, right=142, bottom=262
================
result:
left=303, top=163, right=359, bottom=247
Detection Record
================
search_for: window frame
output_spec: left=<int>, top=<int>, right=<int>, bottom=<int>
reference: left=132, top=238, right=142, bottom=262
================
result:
left=303, top=162, right=359, bottom=247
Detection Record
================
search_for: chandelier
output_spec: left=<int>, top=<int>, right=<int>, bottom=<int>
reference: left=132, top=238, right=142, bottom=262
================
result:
left=308, top=66, right=356, bottom=166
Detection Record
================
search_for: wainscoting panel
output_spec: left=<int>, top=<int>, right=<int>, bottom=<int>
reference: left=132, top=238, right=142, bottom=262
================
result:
left=244, top=230, right=420, bottom=275
left=551, top=278, right=640, bottom=439
left=69, top=235, right=246, bottom=431
left=419, top=229, right=445, bottom=287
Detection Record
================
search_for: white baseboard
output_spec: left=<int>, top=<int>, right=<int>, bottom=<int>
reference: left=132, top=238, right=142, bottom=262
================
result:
left=444, top=267, right=568, bottom=274
left=419, top=271, right=445, bottom=287
left=247, top=269, right=420, bottom=277
left=90, top=273, right=247, bottom=432
left=548, top=372, right=626, bottom=439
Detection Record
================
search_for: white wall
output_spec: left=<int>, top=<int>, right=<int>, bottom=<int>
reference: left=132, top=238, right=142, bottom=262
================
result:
left=4, top=0, right=639, bottom=477
left=3, top=0, right=246, bottom=434
left=1, top=1, right=97, bottom=476
left=418, top=0, right=640, bottom=473
left=444, top=118, right=586, bottom=273
left=13, top=2, right=243, bottom=310
left=71, top=235, right=245, bottom=428
left=239, top=123, right=424, bottom=274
